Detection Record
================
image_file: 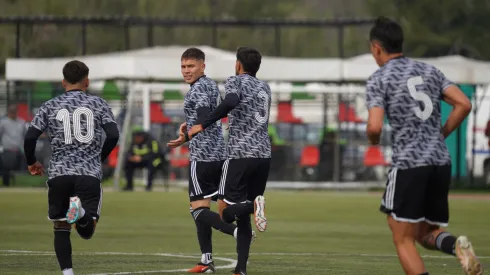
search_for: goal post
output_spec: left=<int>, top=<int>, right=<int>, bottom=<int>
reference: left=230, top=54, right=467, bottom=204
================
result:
left=113, top=81, right=387, bottom=191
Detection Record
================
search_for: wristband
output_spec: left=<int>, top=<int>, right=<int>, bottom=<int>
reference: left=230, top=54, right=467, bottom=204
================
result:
left=184, top=132, right=190, bottom=142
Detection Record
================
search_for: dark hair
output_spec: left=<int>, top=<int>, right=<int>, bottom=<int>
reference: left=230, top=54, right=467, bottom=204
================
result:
left=236, top=47, right=262, bottom=76
left=181, top=47, right=205, bottom=61
left=62, top=60, right=89, bottom=84
left=369, top=16, right=404, bottom=54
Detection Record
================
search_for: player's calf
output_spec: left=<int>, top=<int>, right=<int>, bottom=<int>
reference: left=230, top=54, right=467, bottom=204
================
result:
left=53, top=221, right=74, bottom=275
left=387, top=216, right=427, bottom=275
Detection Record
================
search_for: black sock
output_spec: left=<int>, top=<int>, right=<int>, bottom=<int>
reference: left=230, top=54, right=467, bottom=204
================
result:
left=193, top=207, right=236, bottom=236
left=191, top=207, right=213, bottom=260
left=54, top=229, right=72, bottom=271
left=235, top=214, right=252, bottom=273
left=75, top=213, right=96, bottom=240
left=222, top=202, right=254, bottom=224
left=419, top=273, right=429, bottom=275
left=435, top=232, right=457, bottom=256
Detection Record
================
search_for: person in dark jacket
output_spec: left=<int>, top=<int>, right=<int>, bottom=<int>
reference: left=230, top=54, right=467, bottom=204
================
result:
left=124, top=130, right=166, bottom=191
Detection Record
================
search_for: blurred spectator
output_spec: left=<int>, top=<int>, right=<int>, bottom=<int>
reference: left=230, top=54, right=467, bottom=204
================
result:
left=0, top=105, right=28, bottom=186
left=123, top=129, right=168, bottom=191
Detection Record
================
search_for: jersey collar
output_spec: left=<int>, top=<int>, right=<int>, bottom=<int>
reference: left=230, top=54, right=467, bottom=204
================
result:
left=65, top=89, right=84, bottom=93
left=190, top=75, right=206, bottom=87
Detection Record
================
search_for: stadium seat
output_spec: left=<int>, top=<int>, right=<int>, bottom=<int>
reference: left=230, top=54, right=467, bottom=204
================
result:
left=338, top=103, right=363, bottom=123
left=300, top=145, right=320, bottom=167
left=363, top=146, right=389, bottom=166
left=108, top=146, right=119, bottom=168
left=276, top=101, right=303, bottom=124
left=170, top=146, right=190, bottom=168
left=17, top=103, right=33, bottom=122
left=101, top=80, right=121, bottom=100
left=150, top=102, right=171, bottom=124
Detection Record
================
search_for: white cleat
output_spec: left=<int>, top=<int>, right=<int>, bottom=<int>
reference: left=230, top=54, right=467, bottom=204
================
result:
left=455, top=236, right=484, bottom=275
left=66, top=196, right=82, bottom=224
left=254, top=196, right=267, bottom=232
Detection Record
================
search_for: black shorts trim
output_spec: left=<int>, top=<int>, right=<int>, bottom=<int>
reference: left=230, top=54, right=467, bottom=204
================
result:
left=47, top=175, right=102, bottom=222
left=218, top=158, right=271, bottom=204
left=188, top=160, right=223, bottom=202
left=380, top=165, right=451, bottom=227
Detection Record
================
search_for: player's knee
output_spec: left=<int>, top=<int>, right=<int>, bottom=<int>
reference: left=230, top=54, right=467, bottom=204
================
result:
left=217, top=199, right=228, bottom=220
left=190, top=199, right=211, bottom=211
left=53, top=221, right=71, bottom=230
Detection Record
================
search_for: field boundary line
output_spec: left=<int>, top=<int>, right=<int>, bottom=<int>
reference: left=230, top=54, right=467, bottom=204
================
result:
left=0, top=250, right=236, bottom=275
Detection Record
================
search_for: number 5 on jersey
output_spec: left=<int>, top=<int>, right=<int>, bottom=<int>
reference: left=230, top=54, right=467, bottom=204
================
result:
left=255, top=90, right=269, bottom=124
left=407, top=76, right=433, bottom=121
left=56, top=107, right=95, bottom=144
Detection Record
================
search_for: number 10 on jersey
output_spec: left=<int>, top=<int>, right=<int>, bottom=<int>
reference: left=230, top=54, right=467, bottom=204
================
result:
left=56, top=107, right=95, bottom=144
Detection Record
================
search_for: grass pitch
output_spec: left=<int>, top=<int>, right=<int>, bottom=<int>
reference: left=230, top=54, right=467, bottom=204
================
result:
left=0, top=188, right=488, bottom=274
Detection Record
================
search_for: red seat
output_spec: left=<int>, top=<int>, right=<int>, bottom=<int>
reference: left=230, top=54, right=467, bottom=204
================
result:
left=17, top=103, right=33, bottom=122
left=363, top=146, right=389, bottom=166
left=150, top=102, right=171, bottom=124
left=339, top=103, right=363, bottom=123
left=108, top=146, right=119, bottom=168
left=300, top=145, right=320, bottom=167
left=170, top=146, right=190, bottom=168
left=277, top=101, right=303, bottom=124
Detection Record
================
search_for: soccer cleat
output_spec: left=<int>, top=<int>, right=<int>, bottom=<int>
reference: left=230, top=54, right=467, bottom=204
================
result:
left=232, top=270, right=246, bottom=275
left=254, top=195, right=267, bottom=232
left=66, top=196, right=82, bottom=224
left=187, top=262, right=215, bottom=273
left=455, top=236, right=483, bottom=275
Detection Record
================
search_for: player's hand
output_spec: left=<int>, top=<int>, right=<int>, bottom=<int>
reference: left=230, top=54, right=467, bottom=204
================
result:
left=178, top=122, right=187, bottom=135
left=167, top=133, right=186, bottom=148
left=129, top=155, right=142, bottom=162
left=189, top=124, right=204, bottom=138
left=28, top=161, right=44, bottom=176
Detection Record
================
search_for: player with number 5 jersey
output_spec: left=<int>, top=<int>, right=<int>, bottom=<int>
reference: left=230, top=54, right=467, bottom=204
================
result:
left=23, top=60, right=119, bottom=275
left=366, top=17, right=482, bottom=275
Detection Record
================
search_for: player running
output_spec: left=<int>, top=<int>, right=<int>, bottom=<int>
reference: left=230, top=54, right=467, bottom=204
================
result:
left=366, top=17, right=483, bottom=275
left=186, top=47, right=272, bottom=275
left=168, top=47, right=254, bottom=273
left=23, top=60, right=120, bottom=275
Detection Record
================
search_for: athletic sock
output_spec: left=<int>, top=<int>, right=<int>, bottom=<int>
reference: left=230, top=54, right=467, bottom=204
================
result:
left=191, top=208, right=213, bottom=255
left=54, top=229, right=72, bottom=271
left=235, top=214, right=252, bottom=273
left=222, top=202, right=254, bottom=223
left=200, top=253, right=213, bottom=265
left=435, top=232, right=457, bottom=256
left=419, top=273, right=429, bottom=275
left=193, top=207, right=236, bottom=236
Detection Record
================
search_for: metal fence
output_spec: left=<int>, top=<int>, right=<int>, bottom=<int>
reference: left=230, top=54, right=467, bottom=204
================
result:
left=0, top=16, right=374, bottom=60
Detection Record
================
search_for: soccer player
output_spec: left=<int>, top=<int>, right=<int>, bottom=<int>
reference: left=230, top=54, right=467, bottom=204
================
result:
left=168, top=47, right=249, bottom=273
left=186, top=47, right=271, bottom=275
left=366, top=17, right=482, bottom=275
left=23, top=60, right=120, bottom=275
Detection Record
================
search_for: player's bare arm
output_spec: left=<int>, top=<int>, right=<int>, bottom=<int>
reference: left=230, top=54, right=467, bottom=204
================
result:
left=441, top=85, right=472, bottom=138
left=367, top=107, right=385, bottom=145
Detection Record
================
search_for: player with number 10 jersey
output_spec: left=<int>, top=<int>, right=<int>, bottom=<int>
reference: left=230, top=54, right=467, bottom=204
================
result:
left=31, top=87, right=116, bottom=180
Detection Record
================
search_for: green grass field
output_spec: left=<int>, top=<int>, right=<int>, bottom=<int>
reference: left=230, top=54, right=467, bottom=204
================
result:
left=0, top=189, right=488, bottom=274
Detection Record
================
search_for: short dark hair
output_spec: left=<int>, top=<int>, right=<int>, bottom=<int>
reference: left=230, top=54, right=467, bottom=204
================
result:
left=369, top=16, right=404, bottom=54
left=236, top=47, right=262, bottom=76
left=181, top=47, right=205, bottom=61
left=62, top=60, right=89, bottom=84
